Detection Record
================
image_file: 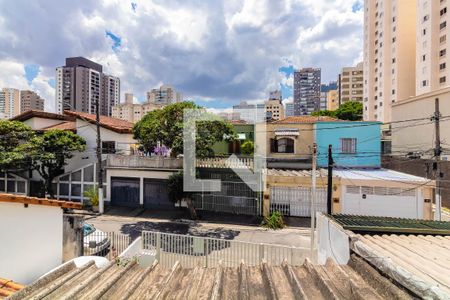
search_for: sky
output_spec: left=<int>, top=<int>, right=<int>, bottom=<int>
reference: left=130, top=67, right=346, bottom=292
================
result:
left=0, top=0, right=364, bottom=112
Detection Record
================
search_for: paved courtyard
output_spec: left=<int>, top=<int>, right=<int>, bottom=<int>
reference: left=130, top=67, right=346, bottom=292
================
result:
left=86, top=209, right=312, bottom=249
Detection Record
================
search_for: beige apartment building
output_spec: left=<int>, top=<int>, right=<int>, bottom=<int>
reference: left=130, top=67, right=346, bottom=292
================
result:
left=338, top=62, right=364, bottom=105
left=265, top=99, right=285, bottom=120
left=363, top=0, right=417, bottom=122
left=112, top=93, right=164, bottom=123
left=20, top=90, right=44, bottom=113
left=146, top=85, right=182, bottom=105
left=0, top=88, right=20, bottom=119
left=327, top=89, right=339, bottom=111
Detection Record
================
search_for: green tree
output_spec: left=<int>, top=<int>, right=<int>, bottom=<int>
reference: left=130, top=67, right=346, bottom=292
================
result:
left=27, top=130, right=86, bottom=198
left=334, top=101, right=363, bottom=121
left=167, top=171, right=197, bottom=219
left=133, top=101, right=236, bottom=158
left=240, top=140, right=254, bottom=156
left=311, top=110, right=336, bottom=118
left=311, top=101, right=363, bottom=121
left=0, top=120, right=35, bottom=171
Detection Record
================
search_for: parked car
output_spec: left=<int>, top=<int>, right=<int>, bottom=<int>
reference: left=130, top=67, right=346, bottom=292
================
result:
left=83, top=223, right=110, bottom=256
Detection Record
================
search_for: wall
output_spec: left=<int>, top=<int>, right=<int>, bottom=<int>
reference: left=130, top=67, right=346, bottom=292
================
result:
left=314, top=122, right=381, bottom=168
left=391, top=88, right=450, bottom=159
left=0, top=203, right=63, bottom=284
left=257, top=123, right=314, bottom=160
left=106, top=168, right=178, bottom=204
left=62, top=214, right=84, bottom=261
left=23, top=117, right=66, bottom=130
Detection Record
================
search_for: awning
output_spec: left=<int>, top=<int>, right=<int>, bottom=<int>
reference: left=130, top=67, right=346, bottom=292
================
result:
left=274, top=128, right=299, bottom=136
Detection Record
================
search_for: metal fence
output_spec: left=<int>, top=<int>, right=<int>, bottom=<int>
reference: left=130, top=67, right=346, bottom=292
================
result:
left=83, top=231, right=131, bottom=260
left=270, top=186, right=327, bottom=217
left=192, top=180, right=261, bottom=216
left=141, top=231, right=309, bottom=268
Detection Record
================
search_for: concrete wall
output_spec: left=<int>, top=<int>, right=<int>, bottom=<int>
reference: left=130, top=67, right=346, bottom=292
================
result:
left=62, top=214, right=84, bottom=262
left=106, top=168, right=179, bottom=204
left=257, top=123, right=314, bottom=160
left=0, top=203, right=63, bottom=284
left=314, top=122, right=381, bottom=168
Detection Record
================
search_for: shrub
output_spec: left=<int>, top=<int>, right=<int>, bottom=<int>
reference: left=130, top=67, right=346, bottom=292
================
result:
left=261, top=211, right=285, bottom=230
left=240, top=140, right=254, bottom=156
left=83, top=186, right=99, bottom=207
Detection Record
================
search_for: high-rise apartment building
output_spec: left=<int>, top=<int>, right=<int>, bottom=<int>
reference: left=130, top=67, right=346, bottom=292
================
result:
left=55, top=57, right=120, bottom=116
left=320, top=82, right=337, bottom=111
left=20, top=90, right=44, bottom=113
left=363, top=0, right=417, bottom=122
left=146, top=85, right=182, bottom=105
left=293, top=68, right=321, bottom=115
left=0, top=88, right=20, bottom=119
left=232, top=101, right=265, bottom=123
left=327, top=90, right=339, bottom=111
left=112, top=92, right=166, bottom=123
left=285, top=103, right=294, bottom=117
left=338, top=62, right=364, bottom=105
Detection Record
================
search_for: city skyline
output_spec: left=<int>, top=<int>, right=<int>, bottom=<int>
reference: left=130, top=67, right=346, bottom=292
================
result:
left=0, top=0, right=364, bottom=111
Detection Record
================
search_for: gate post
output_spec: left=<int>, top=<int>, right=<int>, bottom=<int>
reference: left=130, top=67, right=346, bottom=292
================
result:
left=156, top=232, right=161, bottom=261
left=259, top=243, right=264, bottom=263
left=204, top=239, right=209, bottom=268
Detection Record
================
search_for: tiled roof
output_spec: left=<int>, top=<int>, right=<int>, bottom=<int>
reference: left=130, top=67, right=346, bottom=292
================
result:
left=272, top=116, right=339, bottom=124
left=352, top=234, right=450, bottom=298
left=41, top=121, right=77, bottom=132
left=63, top=111, right=134, bottom=134
left=9, top=255, right=410, bottom=299
left=0, top=193, right=82, bottom=209
left=0, top=278, right=23, bottom=299
left=10, top=110, right=74, bottom=122
left=333, top=214, right=450, bottom=235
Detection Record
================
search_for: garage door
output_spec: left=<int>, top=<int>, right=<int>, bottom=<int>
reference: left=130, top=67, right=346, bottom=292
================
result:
left=144, top=179, right=173, bottom=210
left=270, top=186, right=327, bottom=217
left=342, top=185, right=422, bottom=219
left=111, top=177, right=140, bottom=208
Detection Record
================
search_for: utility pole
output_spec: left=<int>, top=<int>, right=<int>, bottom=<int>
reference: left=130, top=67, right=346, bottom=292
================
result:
left=310, top=143, right=317, bottom=258
left=433, top=98, right=442, bottom=221
left=96, top=97, right=104, bottom=213
left=327, top=144, right=333, bottom=215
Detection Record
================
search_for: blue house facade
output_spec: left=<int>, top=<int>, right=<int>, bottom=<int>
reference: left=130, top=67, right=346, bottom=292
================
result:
left=314, top=122, right=381, bottom=168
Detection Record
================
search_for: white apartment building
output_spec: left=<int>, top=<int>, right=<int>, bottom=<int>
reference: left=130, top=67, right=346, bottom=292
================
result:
left=339, top=62, right=364, bottom=105
left=416, top=0, right=450, bottom=95
left=0, top=88, right=20, bottom=119
left=112, top=93, right=164, bottom=123
left=363, top=0, right=417, bottom=122
left=146, top=85, right=182, bottom=105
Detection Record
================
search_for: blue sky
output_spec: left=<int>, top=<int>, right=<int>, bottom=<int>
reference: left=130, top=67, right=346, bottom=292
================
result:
left=0, top=0, right=364, bottom=111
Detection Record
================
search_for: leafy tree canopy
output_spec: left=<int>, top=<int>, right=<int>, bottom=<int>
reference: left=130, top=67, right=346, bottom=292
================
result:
left=27, top=130, right=86, bottom=198
left=133, top=101, right=236, bottom=158
left=0, top=120, right=35, bottom=171
left=311, top=101, right=363, bottom=121
left=240, top=140, right=254, bottom=156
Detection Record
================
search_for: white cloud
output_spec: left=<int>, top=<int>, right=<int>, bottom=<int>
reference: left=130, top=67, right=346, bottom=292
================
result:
left=0, top=0, right=363, bottom=109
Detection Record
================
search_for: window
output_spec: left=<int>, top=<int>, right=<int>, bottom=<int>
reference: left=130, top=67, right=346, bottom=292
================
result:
left=440, top=76, right=446, bottom=83
left=440, top=49, right=447, bottom=57
left=423, top=28, right=427, bottom=35
left=440, top=35, right=447, bottom=43
left=270, top=138, right=294, bottom=154
left=441, top=7, right=447, bottom=16
left=440, top=62, right=446, bottom=70
left=423, top=15, right=429, bottom=22
left=441, top=21, right=447, bottom=30
left=422, top=80, right=428, bottom=87
left=102, top=141, right=116, bottom=154
left=423, top=54, right=426, bottom=61
left=341, top=138, right=357, bottom=154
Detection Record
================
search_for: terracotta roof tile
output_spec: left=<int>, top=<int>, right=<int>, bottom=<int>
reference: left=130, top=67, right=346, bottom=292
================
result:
left=272, top=116, right=339, bottom=124
left=63, top=111, right=134, bottom=134
left=0, top=193, right=82, bottom=209
left=41, top=121, right=77, bottom=132
left=10, top=110, right=74, bottom=122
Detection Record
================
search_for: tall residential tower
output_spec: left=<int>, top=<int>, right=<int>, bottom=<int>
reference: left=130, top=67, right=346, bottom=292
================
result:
left=363, top=0, right=417, bottom=122
left=55, top=57, right=120, bottom=116
left=293, top=68, right=321, bottom=115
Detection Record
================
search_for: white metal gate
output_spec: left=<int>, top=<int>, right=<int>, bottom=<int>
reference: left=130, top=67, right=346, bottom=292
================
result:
left=270, top=186, right=327, bottom=217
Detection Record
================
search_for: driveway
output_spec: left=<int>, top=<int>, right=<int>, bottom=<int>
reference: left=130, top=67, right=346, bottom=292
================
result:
left=86, top=212, right=312, bottom=248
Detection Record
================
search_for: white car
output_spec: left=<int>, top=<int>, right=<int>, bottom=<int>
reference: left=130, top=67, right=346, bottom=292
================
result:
left=83, top=223, right=111, bottom=256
